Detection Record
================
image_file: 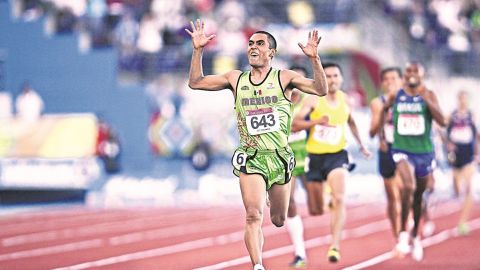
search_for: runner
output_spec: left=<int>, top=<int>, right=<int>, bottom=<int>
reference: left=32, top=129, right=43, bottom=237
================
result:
left=292, top=62, right=371, bottom=264
left=445, top=90, right=478, bottom=235
left=369, top=67, right=403, bottom=243
left=384, top=61, right=446, bottom=261
left=286, top=65, right=309, bottom=268
left=186, top=20, right=328, bottom=270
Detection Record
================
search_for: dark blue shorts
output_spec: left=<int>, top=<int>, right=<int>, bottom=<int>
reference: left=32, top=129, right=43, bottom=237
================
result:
left=305, top=150, right=349, bottom=182
left=378, top=145, right=396, bottom=179
left=450, top=144, right=475, bottom=169
left=391, top=150, right=434, bottom=178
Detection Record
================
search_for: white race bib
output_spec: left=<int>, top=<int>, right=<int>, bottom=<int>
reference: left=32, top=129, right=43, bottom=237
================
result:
left=384, top=124, right=394, bottom=144
left=397, top=114, right=425, bottom=136
left=450, top=126, right=473, bottom=144
left=288, top=130, right=307, bottom=143
left=246, top=108, right=280, bottom=135
left=312, top=124, right=342, bottom=145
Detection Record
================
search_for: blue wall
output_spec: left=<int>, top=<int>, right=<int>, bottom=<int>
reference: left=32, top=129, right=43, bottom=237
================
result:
left=0, top=2, right=152, bottom=171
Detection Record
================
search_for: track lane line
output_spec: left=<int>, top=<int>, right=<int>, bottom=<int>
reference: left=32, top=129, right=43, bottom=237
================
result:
left=343, top=217, right=480, bottom=270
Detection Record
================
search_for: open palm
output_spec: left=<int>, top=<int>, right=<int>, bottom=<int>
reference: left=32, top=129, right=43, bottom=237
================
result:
left=298, top=30, right=321, bottom=58
left=185, top=19, right=216, bottom=49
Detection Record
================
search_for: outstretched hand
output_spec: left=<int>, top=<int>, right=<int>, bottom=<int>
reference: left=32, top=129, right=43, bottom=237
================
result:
left=298, top=30, right=321, bottom=59
left=185, top=19, right=216, bottom=49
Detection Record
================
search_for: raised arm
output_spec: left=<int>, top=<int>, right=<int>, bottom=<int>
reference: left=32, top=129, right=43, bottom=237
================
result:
left=285, top=30, right=327, bottom=96
left=185, top=19, right=239, bottom=91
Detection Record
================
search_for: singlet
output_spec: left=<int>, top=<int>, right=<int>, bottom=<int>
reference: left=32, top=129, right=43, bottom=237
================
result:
left=235, top=68, right=293, bottom=150
left=289, top=93, right=308, bottom=153
left=306, top=90, right=350, bottom=154
left=392, top=89, right=433, bottom=154
left=380, top=95, right=394, bottom=144
left=447, top=110, right=476, bottom=147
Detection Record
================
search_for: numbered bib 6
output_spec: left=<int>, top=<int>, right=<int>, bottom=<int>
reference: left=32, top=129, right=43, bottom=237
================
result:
left=232, top=150, right=248, bottom=171
left=312, top=124, right=342, bottom=145
left=450, top=126, right=473, bottom=144
left=397, top=114, right=425, bottom=136
left=246, top=108, right=280, bottom=135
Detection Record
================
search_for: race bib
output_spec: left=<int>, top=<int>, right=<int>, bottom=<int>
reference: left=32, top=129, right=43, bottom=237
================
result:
left=312, top=124, right=342, bottom=145
left=246, top=108, right=280, bottom=135
left=450, top=126, right=473, bottom=144
left=232, top=150, right=248, bottom=170
left=397, top=114, right=425, bottom=136
left=288, top=130, right=307, bottom=143
left=384, top=124, right=394, bottom=143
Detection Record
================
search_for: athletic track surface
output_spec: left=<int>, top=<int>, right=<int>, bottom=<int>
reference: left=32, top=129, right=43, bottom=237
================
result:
left=0, top=201, right=478, bottom=270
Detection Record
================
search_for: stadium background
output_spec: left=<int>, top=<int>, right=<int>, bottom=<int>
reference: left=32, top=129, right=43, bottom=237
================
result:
left=0, top=0, right=480, bottom=269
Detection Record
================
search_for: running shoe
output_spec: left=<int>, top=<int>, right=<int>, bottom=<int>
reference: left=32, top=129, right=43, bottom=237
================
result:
left=289, top=255, right=306, bottom=268
left=458, top=223, right=470, bottom=236
left=327, top=246, right=340, bottom=263
left=411, top=237, right=423, bottom=261
left=422, top=220, right=435, bottom=237
left=253, top=264, right=265, bottom=270
left=395, top=231, right=410, bottom=257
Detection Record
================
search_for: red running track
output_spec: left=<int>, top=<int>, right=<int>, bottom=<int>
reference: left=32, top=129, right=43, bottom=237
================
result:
left=0, top=201, right=478, bottom=270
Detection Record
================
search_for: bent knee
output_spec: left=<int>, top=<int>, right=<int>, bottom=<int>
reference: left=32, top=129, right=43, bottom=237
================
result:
left=271, top=214, right=286, bottom=227
left=245, top=207, right=263, bottom=224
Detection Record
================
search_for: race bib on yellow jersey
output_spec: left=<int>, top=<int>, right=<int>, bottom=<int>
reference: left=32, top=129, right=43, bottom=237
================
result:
left=450, top=126, right=473, bottom=144
left=246, top=107, right=280, bottom=135
left=384, top=124, right=394, bottom=143
left=398, top=114, right=425, bottom=135
left=288, top=130, right=307, bottom=143
left=312, top=124, right=342, bottom=145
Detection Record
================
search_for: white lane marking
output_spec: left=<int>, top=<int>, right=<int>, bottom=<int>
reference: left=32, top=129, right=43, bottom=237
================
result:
left=343, top=217, right=480, bottom=270
left=1, top=208, right=239, bottom=247
left=0, top=240, right=103, bottom=261
left=192, top=203, right=461, bottom=270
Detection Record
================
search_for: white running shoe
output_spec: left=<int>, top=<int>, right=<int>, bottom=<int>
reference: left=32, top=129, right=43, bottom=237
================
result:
left=253, top=264, right=265, bottom=270
left=395, top=231, right=410, bottom=257
left=412, top=237, right=423, bottom=261
left=423, top=221, right=435, bottom=237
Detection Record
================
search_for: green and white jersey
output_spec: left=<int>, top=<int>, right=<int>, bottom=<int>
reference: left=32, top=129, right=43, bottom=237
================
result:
left=392, top=89, right=433, bottom=153
left=288, top=94, right=308, bottom=154
left=235, top=68, right=293, bottom=150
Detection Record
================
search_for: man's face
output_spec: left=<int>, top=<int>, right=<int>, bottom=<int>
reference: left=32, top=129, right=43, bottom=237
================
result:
left=458, top=92, right=468, bottom=108
left=404, top=63, right=425, bottom=88
left=248, top=33, right=274, bottom=68
left=381, top=70, right=403, bottom=94
left=325, top=66, right=343, bottom=92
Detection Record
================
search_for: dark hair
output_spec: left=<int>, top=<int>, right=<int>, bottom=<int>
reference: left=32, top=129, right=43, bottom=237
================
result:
left=322, top=62, right=343, bottom=74
left=289, top=65, right=309, bottom=77
left=380, top=67, right=402, bottom=80
left=254, top=31, right=277, bottom=50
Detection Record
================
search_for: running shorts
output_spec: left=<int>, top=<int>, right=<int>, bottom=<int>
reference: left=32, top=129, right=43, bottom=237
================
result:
left=232, top=146, right=295, bottom=190
left=305, top=150, right=349, bottom=182
left=392, top=150, right=435, bottom=178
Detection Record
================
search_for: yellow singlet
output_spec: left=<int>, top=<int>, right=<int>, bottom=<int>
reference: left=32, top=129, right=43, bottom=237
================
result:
left=306, top=90, right=350, bottom=154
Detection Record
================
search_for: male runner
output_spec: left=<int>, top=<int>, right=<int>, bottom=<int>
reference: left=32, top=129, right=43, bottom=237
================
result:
left=384, top=62, right=445, bottom=261
left=292, top=62, right=371, bottom=263
left=369, top=67, right=403, bottom=243
left=186, top=20, right=328, bottom=270
left=286, top=65, right=309, bottom=268
left=446, top=90, right=478, bottom=235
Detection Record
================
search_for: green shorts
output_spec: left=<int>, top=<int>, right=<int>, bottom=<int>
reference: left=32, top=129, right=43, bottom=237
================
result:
left=232, top=146, right=295, bottom=190
left=292, top=148, right=307, bottom=177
